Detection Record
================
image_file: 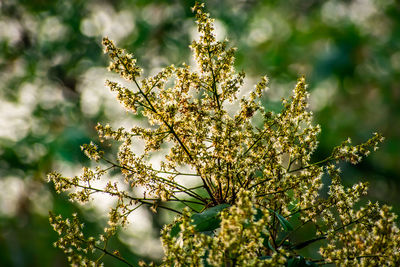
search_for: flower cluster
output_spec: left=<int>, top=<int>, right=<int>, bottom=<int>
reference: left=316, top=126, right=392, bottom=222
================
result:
left=49, top=212, right=97, bottom=267
left=48, top=2, right=400, bottom=266
left=158, top=190, right=287, bottom=266
left=49, top=212, right=133, bottom=266
left=332, top=133, right=384, bottom=164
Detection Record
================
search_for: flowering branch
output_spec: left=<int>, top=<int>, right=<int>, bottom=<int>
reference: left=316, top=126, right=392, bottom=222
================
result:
left=48, top=2, right=399, bottom=267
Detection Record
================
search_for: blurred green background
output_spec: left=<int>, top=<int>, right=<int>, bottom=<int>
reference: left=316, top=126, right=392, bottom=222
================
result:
left=1, top=0, right=399, bottom=266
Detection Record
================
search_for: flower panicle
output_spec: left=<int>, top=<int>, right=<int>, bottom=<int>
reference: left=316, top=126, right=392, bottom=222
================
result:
left=47, top=3, right=397, bottom=267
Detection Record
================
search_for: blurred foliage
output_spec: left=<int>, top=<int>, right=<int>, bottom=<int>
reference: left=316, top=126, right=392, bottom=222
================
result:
left=0, top=0, right=399, bottom=266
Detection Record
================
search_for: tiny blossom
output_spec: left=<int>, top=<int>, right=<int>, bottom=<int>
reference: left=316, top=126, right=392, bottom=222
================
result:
left=48, top=2, right=398, bottom=267
left=81, top=142, right=103, bottom=161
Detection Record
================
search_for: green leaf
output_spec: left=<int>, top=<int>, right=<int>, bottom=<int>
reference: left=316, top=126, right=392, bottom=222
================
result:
left=191, top=203, right=230, bottom=232
left=268, top=208, right=293, bottom=231
left=278, top=239, right=292, bottom=248
left=291, top=236, right=325, bottom=250
left=267, top=239, right=276, bottom=252
left=170, top=222, right=182, bottom=238
left=169, top=203, right=230, bottom=238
